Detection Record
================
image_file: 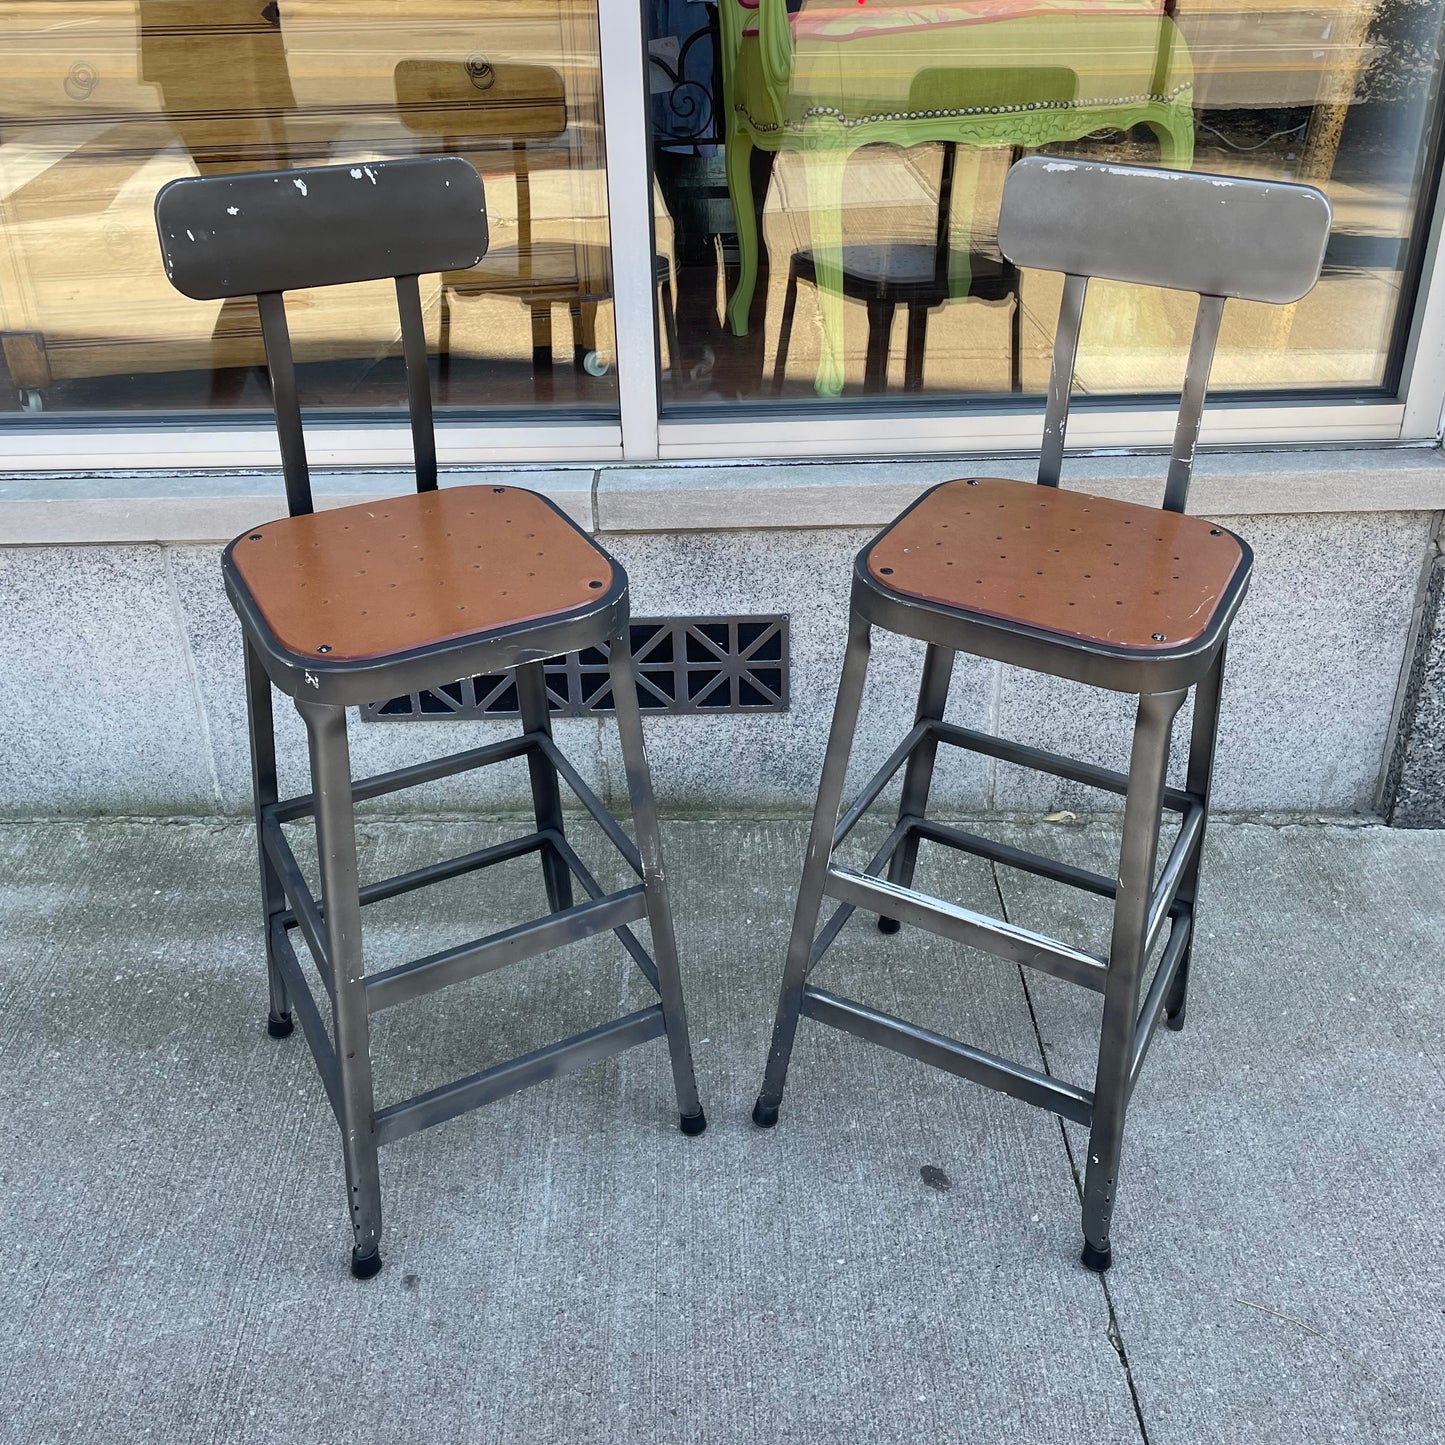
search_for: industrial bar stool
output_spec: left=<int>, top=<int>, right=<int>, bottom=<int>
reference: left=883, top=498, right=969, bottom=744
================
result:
left=154, top=157, right=705, bottom=1278
left=753, top=157, right=1330, bottom=1270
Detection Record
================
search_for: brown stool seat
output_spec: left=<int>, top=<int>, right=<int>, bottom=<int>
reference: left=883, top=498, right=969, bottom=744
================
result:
left=865, top=477, right=1245, bottom=652
left=226, top=484, right=614, bottom=665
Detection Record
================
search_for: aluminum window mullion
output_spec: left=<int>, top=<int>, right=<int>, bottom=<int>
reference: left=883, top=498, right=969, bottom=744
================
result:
left=597, top=0, right=662, bottom=463
left=1399, top=152, right=1445, bottom=441
left=655, top=399, right=1406, bottom=461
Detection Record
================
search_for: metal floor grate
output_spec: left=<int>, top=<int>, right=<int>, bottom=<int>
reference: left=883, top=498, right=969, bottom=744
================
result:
left=360, top=616, right=789, bottom=721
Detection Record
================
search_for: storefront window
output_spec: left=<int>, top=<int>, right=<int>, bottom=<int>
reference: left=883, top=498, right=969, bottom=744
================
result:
left=0, top=1, right=615, bottom=417
left=649, top=0, right=1445, bottom=406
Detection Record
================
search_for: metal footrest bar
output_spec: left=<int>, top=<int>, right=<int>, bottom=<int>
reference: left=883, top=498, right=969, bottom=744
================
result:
left=548, top=832, right=661, bottom=994
left=364, top=884, right=649, bottom=1013
left=824, top=863, right=1109, bottom=993
left=911, top=818, right=1117, bottom=898
left=373, top=1004, right=667, bottom=1147
left=277, top=831, right=551, bottom=931
left=808, top=819, right=912, bottom=976
left=1144, top=802, right=1204, bottom=960
left=930, top=719, right=1192, bottom=814
left=270, top=734, right=535, bottom=824
left=801, top=985, right=1095, bottom=1127
left=356, top=831, right=550, bottom=913
left=1130, top=913, right=1193, bottom=1093
left=831, top=721, right=931, bottom=849
left=534, top=735, right=644, bottom=877
left=269, top=922, right=341, bottom=1119
left=261, top=816, right=333, bottom=998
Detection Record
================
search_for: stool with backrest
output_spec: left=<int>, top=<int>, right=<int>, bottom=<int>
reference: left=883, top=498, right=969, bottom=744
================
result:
left=751, top=156, right=1330, bottom=1269
left=154, top=156, right=705, bottom=1279
left=393, top=58, right=679, bottom=381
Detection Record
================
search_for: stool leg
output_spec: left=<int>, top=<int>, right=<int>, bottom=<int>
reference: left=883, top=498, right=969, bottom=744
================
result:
left=879, top=643, right=956, bottom=934
left=439, top=288, right=452, bottom=389
left=516, top=661, right=573, bottom=913
left=1009, top=283, right=1023, bottom=394
left=1081, top=687, right=1185, bottom=1272
left=608, top=630, right=705, bottom=1135
left=903, top=303, right=929, bottom=392
left=531, top=304, right=554, bottom=369
left=754, top=613, right=873, bottom=1127
left=298, top=701, right=383, bottom=1279
left=658, top=277, right=681, bottom=380
left=1166, top=641, right=1227, bottom=1031
left=863, top=300, right=895, bottom=394
left=773, top=260, right=801, bottom=395
left=244, top=642, right=291, bottom=1038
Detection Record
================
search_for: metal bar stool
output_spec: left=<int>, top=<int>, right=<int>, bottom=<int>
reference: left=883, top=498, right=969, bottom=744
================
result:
left=752, top=157, right=1330, bottom=1270
left=153, top=157, right=705, bottom=1279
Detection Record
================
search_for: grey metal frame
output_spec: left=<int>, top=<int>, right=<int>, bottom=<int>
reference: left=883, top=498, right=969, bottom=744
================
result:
left=156, top=157, right=704, bottom=1279
left=753, top=158, right=1331, bottom=1272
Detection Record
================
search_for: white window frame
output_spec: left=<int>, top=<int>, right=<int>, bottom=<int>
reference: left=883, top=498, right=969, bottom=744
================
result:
left=4, top=0, right=1444, bottom=474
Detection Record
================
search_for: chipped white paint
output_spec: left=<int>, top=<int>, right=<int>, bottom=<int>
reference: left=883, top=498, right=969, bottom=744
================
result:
left=293, top=178, right=308, bottom=195
left=350, top=168, right=363, bottom=178
left=185, top=229, right=194, bottom=241
left=226, top=206, right=239, bottom=216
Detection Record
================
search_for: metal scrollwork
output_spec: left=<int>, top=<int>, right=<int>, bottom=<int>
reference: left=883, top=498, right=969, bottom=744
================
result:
left=651, top=24, right=719, bottom=144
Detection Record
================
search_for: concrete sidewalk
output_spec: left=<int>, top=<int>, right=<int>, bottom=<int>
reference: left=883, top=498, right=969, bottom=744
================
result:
left=0, top=815, right=1441, bottom=1444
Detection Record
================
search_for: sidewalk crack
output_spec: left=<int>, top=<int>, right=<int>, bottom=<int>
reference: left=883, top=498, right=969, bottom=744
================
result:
left=990, top=859, right=1152, bottom=1445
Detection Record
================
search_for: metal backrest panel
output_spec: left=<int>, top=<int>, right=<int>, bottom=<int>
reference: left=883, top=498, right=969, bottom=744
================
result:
left=155, top=156, right=487, bottom=300
left=998, top=157, right=1331, bottom=305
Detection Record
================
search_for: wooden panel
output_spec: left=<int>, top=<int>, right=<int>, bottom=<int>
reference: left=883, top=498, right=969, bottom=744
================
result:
left=0, top=0, right=605, bottom=390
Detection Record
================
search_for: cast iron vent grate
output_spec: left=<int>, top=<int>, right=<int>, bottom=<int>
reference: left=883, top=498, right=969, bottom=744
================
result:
left=360, top=616, right=789, bottom=721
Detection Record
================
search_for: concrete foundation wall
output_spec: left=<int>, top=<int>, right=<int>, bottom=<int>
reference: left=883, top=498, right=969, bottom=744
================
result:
left=1387, top=546, right=1445, bottom=825
left=3, top=445, right=1439, bottom=818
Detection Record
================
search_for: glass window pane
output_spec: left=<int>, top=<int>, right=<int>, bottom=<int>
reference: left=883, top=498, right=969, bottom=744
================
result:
left=648, top=0, right=1445, bottom=408
left=1, top=1, right=616, bottom=418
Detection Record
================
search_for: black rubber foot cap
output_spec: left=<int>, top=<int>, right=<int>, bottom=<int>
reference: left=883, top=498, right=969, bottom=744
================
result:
left=267, top=1011, right=294, bottom=1039
left=1164, top=1009, right=1186, bottom=1033
left=877, top=917, right=901, bottom=935
left=350, top=1247, right=382, bottom=1280
left=752, top=1100, right=780, bottom=1129
left=1080, top=1241, right=1112, bottom=1273
left=679, top=1110, right=708, bottom=1137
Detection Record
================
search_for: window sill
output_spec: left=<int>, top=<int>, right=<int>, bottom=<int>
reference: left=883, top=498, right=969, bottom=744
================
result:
left=1, top=446, right=1442, bottom=546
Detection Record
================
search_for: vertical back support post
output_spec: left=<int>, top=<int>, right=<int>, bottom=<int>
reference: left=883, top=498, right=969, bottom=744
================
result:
left=395, top=274, right=439, bottom=492
left=256, top=291, right=314, bottom=517
left=1036, top=273, right=1088, bottom=488
left=1161, top=292, right=1226, bottom=514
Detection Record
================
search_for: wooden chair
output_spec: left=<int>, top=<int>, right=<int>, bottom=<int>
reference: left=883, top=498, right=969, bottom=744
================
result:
left=772, top=67, right=1076, bottom=397
left=154, top=156, right=705, bottom=1278
left=393, top=59, right=679, bottom=379
left=719, top=0, right=1196, bottom=394
left=773, top=144, right=1024, bottom=396
left=752, top=157, right=1330, bottom=1269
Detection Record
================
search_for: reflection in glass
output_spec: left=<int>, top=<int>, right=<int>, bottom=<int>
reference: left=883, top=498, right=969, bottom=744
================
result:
left=0, top=1, right=616, bottom=416
left=649, top=0, right=1445, bottom=405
